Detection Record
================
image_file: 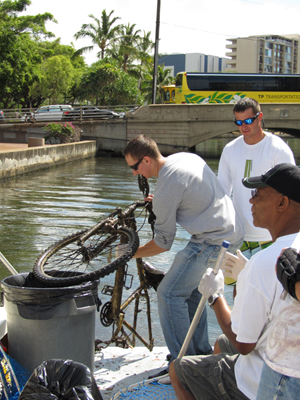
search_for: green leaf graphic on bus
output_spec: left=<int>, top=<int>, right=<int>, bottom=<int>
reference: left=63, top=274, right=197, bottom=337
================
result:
left=184, top=92, right=246, bottom=104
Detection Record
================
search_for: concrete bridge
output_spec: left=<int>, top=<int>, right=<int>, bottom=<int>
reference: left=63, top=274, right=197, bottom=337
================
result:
left=0, top=103, right=299, bottom=154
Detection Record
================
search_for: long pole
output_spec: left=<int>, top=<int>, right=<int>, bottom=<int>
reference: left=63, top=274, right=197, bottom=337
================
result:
left=177, top=240, right=229, bottom=358
left=0, top=252, right=18, bottom=275
left=152, top=0, right=161, bottom=104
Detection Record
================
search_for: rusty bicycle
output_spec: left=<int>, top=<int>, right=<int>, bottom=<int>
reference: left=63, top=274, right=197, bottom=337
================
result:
left=33, top=176, right=162, bottom=350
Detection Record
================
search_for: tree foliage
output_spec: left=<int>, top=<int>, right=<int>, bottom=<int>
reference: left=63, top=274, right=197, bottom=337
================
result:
left=0, top=3, right=170, bottom=108
left=108, top=23, right=141, bottom=72
left=0, top=0, right=56, bottom=108
left=30, top=55, right=77, bottom=105
left=142, top=64, right=173, bottom=104
left=74, top=10, right=121, bottom=59
left=76, top=60, right=142, bottom=106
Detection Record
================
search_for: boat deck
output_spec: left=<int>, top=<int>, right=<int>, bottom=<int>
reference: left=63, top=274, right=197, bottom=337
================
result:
left=94, top=346, right=169, bottom=399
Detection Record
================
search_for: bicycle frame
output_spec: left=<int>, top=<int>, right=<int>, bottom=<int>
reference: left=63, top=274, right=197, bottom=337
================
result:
left=110, top=258, right=154, bottom=350
left=99, top=200, right=156, bottom=351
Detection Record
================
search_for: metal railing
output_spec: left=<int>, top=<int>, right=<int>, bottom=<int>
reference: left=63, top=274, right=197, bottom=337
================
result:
left=0, top=105, right=140, bottom=124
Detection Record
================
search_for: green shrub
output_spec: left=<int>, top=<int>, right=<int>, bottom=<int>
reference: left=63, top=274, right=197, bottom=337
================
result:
left=44, top=122, right=81, bottom=144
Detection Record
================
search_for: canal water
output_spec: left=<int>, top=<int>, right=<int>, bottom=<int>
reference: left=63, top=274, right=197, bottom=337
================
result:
left=0, top=135, right=300, bottom=348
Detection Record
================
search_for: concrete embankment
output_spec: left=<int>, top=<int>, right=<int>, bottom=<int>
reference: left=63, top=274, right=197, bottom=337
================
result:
left=0, top=140, right=97, bottom=180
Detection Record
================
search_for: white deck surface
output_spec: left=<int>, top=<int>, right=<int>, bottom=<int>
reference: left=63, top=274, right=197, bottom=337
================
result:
left=94, top=346, right=170, bottom=399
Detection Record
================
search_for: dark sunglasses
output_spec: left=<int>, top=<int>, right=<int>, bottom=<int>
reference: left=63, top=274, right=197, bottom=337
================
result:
left=129, top=153, right=148, bottom=171
left=233, top=112, right=260, bottom=126
left=251, top=189, right=259, bottom=200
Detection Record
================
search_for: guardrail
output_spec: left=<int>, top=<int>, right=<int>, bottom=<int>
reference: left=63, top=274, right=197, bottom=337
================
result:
left=0, top=105, right=140, bottom=124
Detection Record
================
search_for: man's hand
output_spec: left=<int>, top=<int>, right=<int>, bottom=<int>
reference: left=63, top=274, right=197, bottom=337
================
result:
left=198, top=268, right=224, bottom=298
left=144, top=194, right=154, bottom=202
left=222, top=250, right=248, bottom=281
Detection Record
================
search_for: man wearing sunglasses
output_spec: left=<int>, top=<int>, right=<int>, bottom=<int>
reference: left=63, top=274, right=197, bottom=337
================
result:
left=123, top=134, right=244, bottom=371
left=218, top=97, right=295, bottom=287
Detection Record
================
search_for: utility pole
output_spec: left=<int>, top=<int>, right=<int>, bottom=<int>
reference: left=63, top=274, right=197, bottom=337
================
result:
left=152, top=0, right=161, bottom=104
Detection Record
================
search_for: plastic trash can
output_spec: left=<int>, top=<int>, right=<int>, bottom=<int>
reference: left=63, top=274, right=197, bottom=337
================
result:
left=1, top=272, right=100, bottom=374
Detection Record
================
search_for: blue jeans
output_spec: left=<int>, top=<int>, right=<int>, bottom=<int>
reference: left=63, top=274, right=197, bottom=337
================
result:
left=157, top=240, right=241, bottom=361
left=257, top=362, right=300, bottom=400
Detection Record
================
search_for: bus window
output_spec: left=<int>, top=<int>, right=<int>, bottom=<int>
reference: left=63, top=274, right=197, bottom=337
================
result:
left=171, top=89, right=175, bottom=102
left=175, top=73, right=183, bottom=87
left=164, top=90, right=170, bottom=102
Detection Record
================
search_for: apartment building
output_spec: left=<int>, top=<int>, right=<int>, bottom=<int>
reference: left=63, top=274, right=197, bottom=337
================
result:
left=158, top=53, right=228, bottom=77
left=225, top=34, right=300, bottom=74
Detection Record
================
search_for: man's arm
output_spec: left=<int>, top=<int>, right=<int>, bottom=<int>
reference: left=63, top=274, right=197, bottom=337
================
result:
left=199, top=268, right=256, bottom=356
left=132, top=239, right=168, bottom=259
left=296, top=281, right=300, bottom=301
left=212, top=296, right=256, bottom=355
left=217, top=149, right=233, bottom=196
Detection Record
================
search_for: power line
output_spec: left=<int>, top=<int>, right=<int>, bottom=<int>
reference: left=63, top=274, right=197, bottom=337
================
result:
left=160, top=21, right=300, bottom=44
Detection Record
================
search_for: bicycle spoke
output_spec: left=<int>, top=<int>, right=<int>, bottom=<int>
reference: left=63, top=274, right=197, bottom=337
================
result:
left=34, top=226, right=139, bottom=286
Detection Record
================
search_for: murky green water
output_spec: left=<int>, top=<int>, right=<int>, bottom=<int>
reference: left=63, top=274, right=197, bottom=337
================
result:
left=1, top=135, right=300, bottom=347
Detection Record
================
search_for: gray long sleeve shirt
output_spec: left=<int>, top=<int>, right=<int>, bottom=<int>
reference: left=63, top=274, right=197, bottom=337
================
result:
left=152, top=153, right=244, bottom=249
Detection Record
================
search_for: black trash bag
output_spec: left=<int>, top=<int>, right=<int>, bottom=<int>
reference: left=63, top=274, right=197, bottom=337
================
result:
left=18, top=359, right=103, bottom=400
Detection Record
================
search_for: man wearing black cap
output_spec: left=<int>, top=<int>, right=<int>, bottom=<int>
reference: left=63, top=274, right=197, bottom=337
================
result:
left=169, top=163, right=300, bottom=400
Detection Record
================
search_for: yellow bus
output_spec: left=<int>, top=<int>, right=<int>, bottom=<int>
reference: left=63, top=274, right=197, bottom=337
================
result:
left=163, top=84, right=176, bottom=104
left=175, top=72, right=300, bottom=104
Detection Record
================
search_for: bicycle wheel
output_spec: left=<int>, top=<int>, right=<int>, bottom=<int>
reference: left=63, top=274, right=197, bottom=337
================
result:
left=33, top=226, right=139, bottom=287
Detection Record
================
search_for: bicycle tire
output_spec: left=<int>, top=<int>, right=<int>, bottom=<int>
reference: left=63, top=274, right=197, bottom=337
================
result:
left=33, top=226, right=139, bottom=287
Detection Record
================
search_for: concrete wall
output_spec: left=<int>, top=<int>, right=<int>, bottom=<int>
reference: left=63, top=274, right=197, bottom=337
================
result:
left=0, top=120, right=127, bottom=156
left=0, top=140, right=97, bottom=180
left=80, top=120, right=127, bottom=154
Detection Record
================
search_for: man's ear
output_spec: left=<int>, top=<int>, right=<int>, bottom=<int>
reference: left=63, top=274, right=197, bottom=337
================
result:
left=143, top=156, right=151, bottom=165
left=278, top=195, right=290, bottom=211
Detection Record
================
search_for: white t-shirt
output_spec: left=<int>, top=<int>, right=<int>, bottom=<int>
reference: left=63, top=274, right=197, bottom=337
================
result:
left=264, top=293, right=300, bottom=378
left=218, top=132, right=295, bottom=241
left=231, top=233, right=300, bottom=400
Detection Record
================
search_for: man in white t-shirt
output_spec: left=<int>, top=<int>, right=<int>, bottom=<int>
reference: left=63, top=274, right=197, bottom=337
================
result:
left=169, top=163, right=300, bottom=400
left=218, top=98, right=295, bottom=286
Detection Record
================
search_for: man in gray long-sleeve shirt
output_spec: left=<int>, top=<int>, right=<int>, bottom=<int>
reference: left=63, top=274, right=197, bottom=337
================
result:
left=124, top=134, right=244, bottom=369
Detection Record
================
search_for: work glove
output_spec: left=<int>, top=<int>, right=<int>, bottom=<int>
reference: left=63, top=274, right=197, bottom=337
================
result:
left=198, top=268, right=224, bottom=298
left=222, top=250, right=248, bottom=281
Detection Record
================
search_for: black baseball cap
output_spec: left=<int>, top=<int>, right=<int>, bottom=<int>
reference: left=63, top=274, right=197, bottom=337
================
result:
left=242, top=163, right=300, bottom=203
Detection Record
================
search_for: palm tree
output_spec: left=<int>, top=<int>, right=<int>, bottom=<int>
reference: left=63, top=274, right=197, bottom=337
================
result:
left=108, top=23, right=141, bottom=72
left=136, top=31, right=154, bottom=90
left=74, top=10, right=121, bottom=60
left=141, top=64, right=173, bottom=104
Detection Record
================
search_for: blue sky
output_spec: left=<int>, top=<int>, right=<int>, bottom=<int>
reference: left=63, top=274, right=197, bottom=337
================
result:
left=23, top=0, right=300, bottom=65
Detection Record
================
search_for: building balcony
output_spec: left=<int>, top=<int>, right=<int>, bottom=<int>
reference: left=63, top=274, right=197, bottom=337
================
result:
left=226, top=52, right=236, bottom=58
left=226, top=44, right=236, bottom=50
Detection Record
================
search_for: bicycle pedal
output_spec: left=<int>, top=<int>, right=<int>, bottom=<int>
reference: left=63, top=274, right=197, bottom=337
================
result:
left=101, top=285, right=114, bottom=296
